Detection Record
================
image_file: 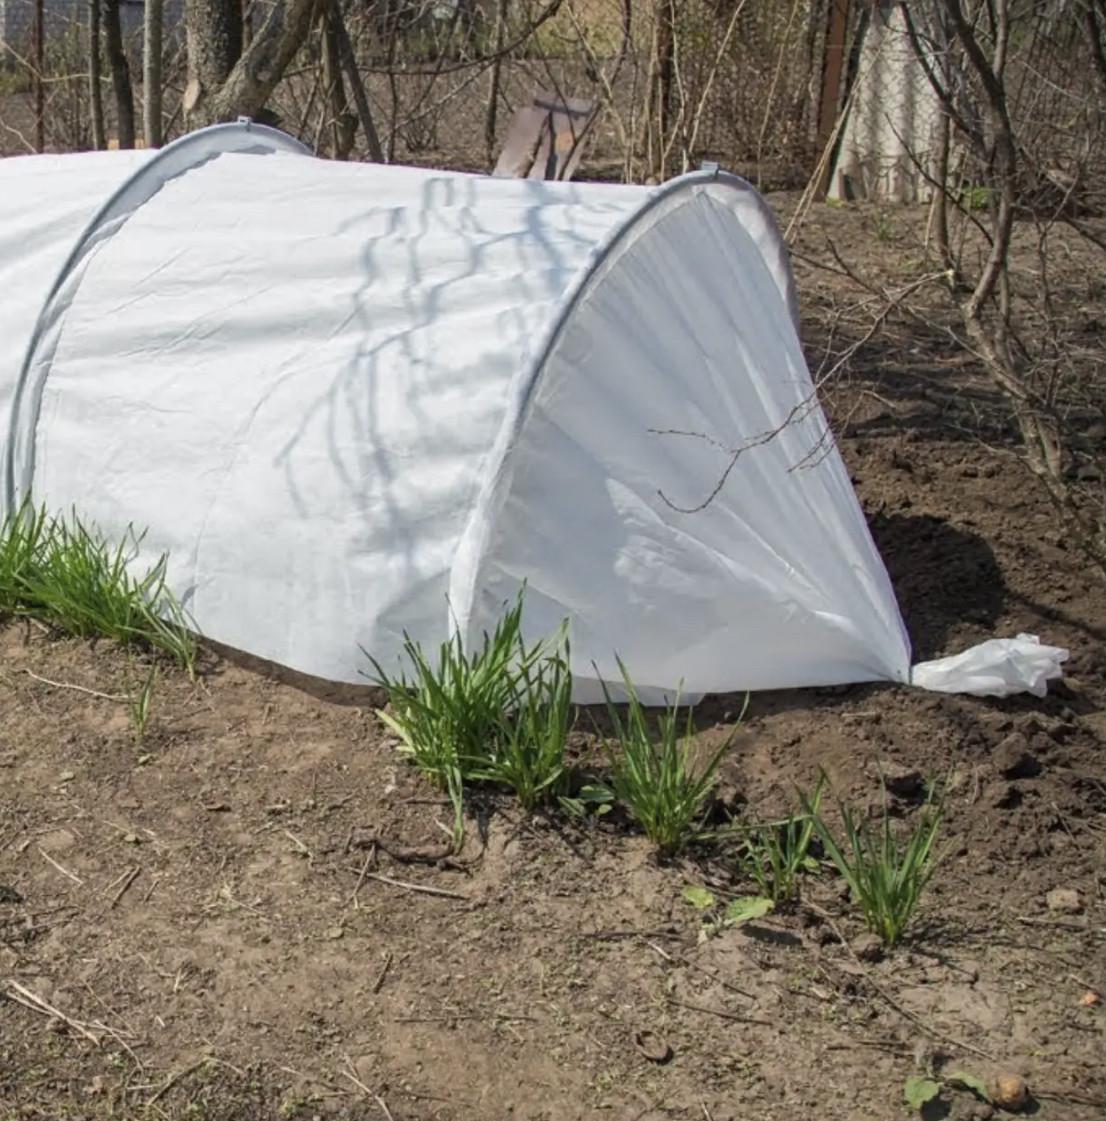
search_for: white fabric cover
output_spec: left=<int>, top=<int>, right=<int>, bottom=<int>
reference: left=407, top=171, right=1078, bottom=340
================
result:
left=22, top=155, right=657, bottom=679
left=912, top=634, right=1068, bottom=698
left=0, top=131, right=1064, bottom=698
left=451, top=183, right=911, bottom=694
left=0, top=150, right=152, bottom=436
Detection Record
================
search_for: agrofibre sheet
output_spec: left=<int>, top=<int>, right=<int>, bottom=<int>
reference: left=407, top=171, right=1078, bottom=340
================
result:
left=0, top=123, right=1065, bottom=699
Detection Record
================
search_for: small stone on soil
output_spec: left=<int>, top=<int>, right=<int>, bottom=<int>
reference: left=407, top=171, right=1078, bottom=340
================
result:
left=633, top=1029, right=673, bottom=1064
left=874, top=760, right=923, bottom=798
left=1045, top=887, right=1083, bottom=914
left=989, top=1072, right=1029, bottom=1112
left=987, top=782, right=1022, bottom=810
left=993, top=733, right=1042, bottom=779
left=852, top=933, right=884, bottom=962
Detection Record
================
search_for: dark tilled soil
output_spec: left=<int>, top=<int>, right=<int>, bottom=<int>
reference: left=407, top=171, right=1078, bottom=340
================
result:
left=1, top=203, right=1104, bottom=1121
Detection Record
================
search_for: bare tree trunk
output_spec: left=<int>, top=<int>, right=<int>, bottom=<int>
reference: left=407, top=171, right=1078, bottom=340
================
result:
left=88, top=0, right=106, bottom=150
left=1087, top=0, right=1106, bottom=101
left=484, top=0, right=509, bottom=163
left=32, top=0, right=44, bottom=151
left=144, top=0, right=164, bottom=146
left=185, top=0, right=318, bottom=126
left=322, top=4, right=355, bottom=158
left=184, top=0, right=244, bottom=123
left=650, top=0, right=676, bottom=176
left=384, top=3, right=401, bottom=162
left=104, top=0, right=136, bottom=148
left=925, top=0, right=1100, bottom=566
left=929, top=104, right=953, bottom=274
left=330, top=0, right=384, bottom=161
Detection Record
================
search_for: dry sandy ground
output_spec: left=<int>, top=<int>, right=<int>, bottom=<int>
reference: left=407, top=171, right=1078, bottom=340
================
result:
left=1, top=194, right=1104, bottom=1121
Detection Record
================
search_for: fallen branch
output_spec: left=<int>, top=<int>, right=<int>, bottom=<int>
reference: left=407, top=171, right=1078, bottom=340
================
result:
left=645, top=940, right=759, bottom=1000
left=667, top=997, right=773, bottom=1026
left=342, top=1059, right=395, bottom=1121
left=147, top=1058, right=208, bottom=1105
left=393, top=1010, right=535, bottom=1024
left=371, top=951, right=393, bottom=994
left=349, top=846, right=375, bottom=909
left=3, top=980, right=102, bottom=1045
left=23, top=669, right=126, bottom=702
left=38, top=847, right=83, bottom=885
left=108, top=865, right=141, bottom=909
left=580, top=928, right=683, bottom=942
left=1034, top=1088, right=1106, bottom=1108
left=353, top=869, right=467, bottom=902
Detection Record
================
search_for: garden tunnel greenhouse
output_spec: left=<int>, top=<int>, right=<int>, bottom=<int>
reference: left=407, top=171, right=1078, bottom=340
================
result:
left=0, top=121, right=1065, bottom=700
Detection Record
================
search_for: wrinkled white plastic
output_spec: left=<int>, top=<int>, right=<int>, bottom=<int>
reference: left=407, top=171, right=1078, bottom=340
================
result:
left=911, top=634, right=1069, bottom=698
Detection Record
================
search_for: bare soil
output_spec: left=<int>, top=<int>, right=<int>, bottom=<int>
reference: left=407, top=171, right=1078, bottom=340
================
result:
left=1, top=199, right=1104, bottom=1121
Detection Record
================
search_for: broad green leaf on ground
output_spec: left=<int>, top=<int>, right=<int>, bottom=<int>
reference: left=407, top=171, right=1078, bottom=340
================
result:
left=724, top=896, right=774, bottom=924
left=682, top=886, right=716, bottom=911
left=946, top=1071, right=990, bottom=1101
left=904, top=1077, right=941, bottom=1110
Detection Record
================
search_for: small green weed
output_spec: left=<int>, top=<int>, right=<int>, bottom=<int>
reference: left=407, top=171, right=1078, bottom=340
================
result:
left=0, top=504, right=196, bottom=673
left=558, top=780, right=615, bottom=819
left=805, top=779, right=943, bottom=947
left=128, top=665, right=157, bottom=744
left=956, top=184, right=993, bottom=211
left=738, top=777, right=824, bottom=903
left=601, top=662, right=736, bottom=856
left=905, top=1070, right=990, bottom=1112
left=682, top=884, right=774, bottom=937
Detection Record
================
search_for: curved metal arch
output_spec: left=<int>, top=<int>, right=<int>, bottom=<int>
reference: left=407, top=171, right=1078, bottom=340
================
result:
left=447, top=165, right=802, bottom=640
left=4, top=120, right=311, bottom=516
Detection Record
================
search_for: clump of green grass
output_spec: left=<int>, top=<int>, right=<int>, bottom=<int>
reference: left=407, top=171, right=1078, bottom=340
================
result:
left=469, top=634, right=574, bottom=811
left=805, top=781, right=943, bottom=947
left=600, top=662, right=736, bottom=857
left=0, top=504, right=196, bottom=674
left=368, top=595, right=575, bottom=844
left=738, top=777, right=824, bottom=903
left=0, top=502, right=49, bottom=607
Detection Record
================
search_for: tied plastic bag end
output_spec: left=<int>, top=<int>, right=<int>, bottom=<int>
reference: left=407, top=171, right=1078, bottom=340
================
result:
left=911, top=634, right=1069, bottom=698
